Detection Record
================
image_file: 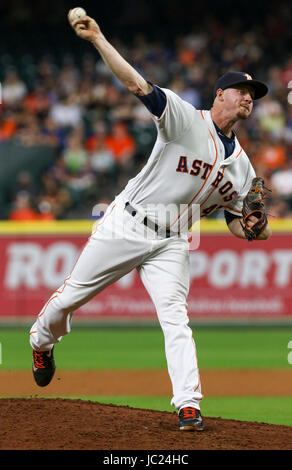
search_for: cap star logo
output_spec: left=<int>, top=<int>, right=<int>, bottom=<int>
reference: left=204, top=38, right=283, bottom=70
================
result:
left=243, top=73, right=252, bottom=80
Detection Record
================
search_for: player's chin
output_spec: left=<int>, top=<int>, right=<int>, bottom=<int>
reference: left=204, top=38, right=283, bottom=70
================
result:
left=237, top=108, right=251, bottom=120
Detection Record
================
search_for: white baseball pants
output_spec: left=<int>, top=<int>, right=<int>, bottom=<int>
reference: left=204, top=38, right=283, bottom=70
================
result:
left=29, top=195, right=203, bottom=411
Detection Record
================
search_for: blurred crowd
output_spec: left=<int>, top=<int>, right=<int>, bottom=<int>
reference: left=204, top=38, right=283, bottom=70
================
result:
left=1, top=10, right=292, bottom=220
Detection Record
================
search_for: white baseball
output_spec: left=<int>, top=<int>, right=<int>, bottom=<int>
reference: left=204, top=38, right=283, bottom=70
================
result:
left=69, top=7, right=87, bottom=22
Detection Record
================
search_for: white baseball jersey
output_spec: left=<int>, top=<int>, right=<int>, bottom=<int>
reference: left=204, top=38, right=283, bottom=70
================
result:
left=122, top=87, right=255, bottom=230
left=30, top=85, right=256, bottom=415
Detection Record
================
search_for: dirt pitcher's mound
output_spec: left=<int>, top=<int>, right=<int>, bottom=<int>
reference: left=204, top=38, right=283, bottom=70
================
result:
left=1, top=398, right=292, bottom=450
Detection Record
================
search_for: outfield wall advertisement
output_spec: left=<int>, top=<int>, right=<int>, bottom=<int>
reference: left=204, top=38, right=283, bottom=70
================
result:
left=0, top=222, right=291, bottom=319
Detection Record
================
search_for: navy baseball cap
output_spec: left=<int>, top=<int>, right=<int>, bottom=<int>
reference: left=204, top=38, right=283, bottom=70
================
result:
left=213, top=71, right=268, bottom=100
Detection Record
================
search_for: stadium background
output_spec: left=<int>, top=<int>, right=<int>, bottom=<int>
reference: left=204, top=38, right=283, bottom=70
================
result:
left=0, top=0, right=292, bottom=446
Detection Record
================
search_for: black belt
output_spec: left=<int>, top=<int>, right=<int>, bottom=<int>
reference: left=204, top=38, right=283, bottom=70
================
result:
left=125, top=202, right=173, bottom=238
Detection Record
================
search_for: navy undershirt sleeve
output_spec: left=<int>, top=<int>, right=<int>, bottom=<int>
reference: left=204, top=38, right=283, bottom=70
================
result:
left=135, top=83, right=167, bottom=119
left=224, top=210, right=242, bottom=225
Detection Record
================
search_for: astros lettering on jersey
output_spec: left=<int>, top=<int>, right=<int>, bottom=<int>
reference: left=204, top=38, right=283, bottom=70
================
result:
left=123, top=88, right=255, bottom=227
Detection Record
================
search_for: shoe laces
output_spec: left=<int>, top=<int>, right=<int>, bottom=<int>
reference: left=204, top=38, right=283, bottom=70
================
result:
left=33, top=350, right=47, bottom=369
left=180, top=407, right=198, bottom=419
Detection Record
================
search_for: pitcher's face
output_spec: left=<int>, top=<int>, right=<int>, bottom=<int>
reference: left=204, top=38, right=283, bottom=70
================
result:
left=222, top=85, right=254, bottom=120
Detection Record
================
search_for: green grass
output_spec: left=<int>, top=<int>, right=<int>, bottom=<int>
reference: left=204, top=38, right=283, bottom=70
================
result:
left=202, top=396, right=292, bottom=427
left=94, top=395, right=292, bottom=426
left=1, top=326, right=292, bottom=427
left=1, top=326, right=292, bottom=370
left=8, top=395, right=291, bottom=427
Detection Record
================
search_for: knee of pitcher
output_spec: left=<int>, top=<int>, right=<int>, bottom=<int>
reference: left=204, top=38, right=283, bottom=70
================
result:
left=157, top=305, right=189, bottom=327
left=48, top=295, right=77, bottom=315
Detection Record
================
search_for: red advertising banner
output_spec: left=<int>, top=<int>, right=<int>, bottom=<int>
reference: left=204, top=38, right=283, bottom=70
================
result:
left=0, top=232, right=291, bottom=319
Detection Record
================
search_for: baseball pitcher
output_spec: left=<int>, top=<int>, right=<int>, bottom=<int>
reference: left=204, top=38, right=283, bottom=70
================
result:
left=30, top=12, right=272, bottom=432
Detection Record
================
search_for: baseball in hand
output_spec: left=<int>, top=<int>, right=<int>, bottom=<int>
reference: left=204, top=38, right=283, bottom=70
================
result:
left=69, top=7, right=87, bottom=22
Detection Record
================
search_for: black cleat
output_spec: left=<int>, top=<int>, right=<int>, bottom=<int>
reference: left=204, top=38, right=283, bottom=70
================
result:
left=179, top=407, right=204, bottom=431
left=32, top=347, right=56, bottom=387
